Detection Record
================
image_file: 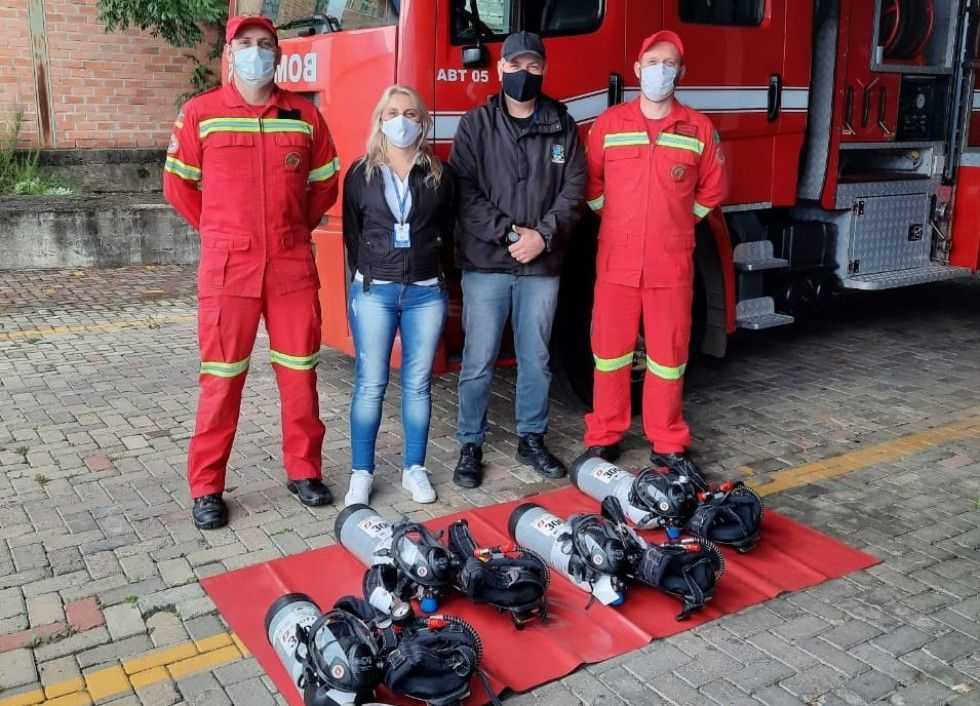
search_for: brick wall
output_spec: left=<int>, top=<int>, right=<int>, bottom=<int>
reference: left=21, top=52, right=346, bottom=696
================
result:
left=0, top=0, right=217, bottom=149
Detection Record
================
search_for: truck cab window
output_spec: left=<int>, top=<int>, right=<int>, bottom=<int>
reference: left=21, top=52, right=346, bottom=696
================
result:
left=452, top=0, right=603, bottom=45
left=236, top=0, right=399, bottom=34
left=679, top=0, right=764, bottom=27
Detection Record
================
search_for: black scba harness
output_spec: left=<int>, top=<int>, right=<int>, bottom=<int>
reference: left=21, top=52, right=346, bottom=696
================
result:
left=383, top=615, right=492, bottom=706
left=601, top=497, right=725, bottom=620
left=631, top=468, right=764, bottom=552
left=688, top=481, right=764, bottom=552
left=447, top=519, right=549, bottom=626
left=326, top=595, right=500, bottom=706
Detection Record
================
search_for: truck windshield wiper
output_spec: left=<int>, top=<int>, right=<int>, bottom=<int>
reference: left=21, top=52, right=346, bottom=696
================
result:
left=276, top=14, right=341, bottom=35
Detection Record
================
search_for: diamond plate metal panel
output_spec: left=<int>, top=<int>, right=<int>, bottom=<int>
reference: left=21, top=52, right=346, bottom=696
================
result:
left=842, top=264, right=971, bottom=290
left=847, top=194, right=932, bottom=274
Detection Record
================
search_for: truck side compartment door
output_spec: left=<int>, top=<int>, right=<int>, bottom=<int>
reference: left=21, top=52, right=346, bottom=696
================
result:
left=662, top=0, right=799, bottom=208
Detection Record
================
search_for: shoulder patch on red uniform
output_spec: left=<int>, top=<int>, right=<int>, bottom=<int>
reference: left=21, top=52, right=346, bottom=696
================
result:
left=167, top=134, right=179, bottom=154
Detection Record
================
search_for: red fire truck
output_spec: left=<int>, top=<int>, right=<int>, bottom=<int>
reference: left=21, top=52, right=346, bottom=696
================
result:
left=231, top=0, right=979, bottom=405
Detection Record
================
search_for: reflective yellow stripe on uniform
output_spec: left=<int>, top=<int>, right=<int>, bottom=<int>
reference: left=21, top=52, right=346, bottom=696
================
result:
left=200, top=356, right=250, bottom=378
left=587, top=194, right=605, bottom=211
left=655, top=133, right=705, bottom=155
left=646, top=357, right=686, bottom=380
left=308, top=157, right=340, bottom=183
left=270, top=350, right=320, bottom=371
left=199, top=117, right=314, bottom=139
left=199, top=117, right=260, bottom=137
left=261, top=118, right=314, bottom=136
left=604, top=132, right=651, bottom=148
left=693, top=202, right=711, bottom=219
left=164, top=156, right=201, bottom=181
left=594, top=352, right=634, bottom=372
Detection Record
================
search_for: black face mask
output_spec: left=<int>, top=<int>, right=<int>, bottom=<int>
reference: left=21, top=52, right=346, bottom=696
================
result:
left=502, top=69, right=543, bottom=102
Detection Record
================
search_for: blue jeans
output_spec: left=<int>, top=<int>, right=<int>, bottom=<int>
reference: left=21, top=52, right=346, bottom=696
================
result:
left=348, top=282, right=448, bottom=472
left=457, top=271, right=561, bottom=446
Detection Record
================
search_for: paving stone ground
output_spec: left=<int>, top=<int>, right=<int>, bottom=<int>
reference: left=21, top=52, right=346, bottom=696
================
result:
left=1, top=265, right=978, bottom=706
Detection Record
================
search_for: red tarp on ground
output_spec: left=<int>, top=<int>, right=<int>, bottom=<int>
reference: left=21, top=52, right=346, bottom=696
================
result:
left=202, top=486, right=880, bottom=706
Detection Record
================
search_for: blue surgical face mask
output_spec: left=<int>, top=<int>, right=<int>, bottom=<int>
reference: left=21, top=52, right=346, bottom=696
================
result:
left=233, top=45, right=277, bottom=87
left=640, top=63, right=678, bottom=102
left=381, top=115, right=423, bottom=149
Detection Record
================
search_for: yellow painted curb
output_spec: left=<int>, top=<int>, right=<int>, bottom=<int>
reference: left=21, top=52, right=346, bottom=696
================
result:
left=41, top=694, right=90, bottom=706
left=83, top=665, right=129, bottom=701
left=167, top=645, right=241, bottom=680
left=129, top=666, right=168, bottom=690
left=121, top=642, right=197, bottom=676
left=43, top=677, right=84, bottom=700
left=0, top=315, right=195, bottom=342
left=747, top=416, right=979, bottom=497
left=0, top=690, right=45, bottom=706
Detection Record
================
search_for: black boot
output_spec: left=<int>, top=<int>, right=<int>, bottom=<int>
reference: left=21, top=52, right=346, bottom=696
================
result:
left=649, top=452, right=707, bottom=490
left=287, top=478, right=333, bottom=506
left=192, top=493, right=228, bottom=530
left=453, top=443, right=483, bottom=488
left=584, top=443, right=621, bottom=463
left=517, top=434, right=567, bottom=479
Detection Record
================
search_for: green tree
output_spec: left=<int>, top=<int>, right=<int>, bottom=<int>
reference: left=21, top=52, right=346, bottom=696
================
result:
left=97, top=0, right=227, bottom=49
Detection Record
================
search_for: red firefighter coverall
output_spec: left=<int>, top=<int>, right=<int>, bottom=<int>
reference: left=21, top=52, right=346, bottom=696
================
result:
left=583, top=98, right=726, bottom=453
left=163, top=82, right=339, bottom=498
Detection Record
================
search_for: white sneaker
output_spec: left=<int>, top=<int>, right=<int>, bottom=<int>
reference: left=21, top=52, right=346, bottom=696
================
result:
left=344, top=471, right=373, bottom=507
left=401, top=465, right=436, bottom=504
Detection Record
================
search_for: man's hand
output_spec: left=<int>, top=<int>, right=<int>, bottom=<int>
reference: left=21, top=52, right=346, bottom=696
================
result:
left=508, top=226, right=546, bottom=264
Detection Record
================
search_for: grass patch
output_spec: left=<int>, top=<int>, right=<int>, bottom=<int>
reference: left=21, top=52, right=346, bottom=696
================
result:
left=1, top=109, right=76, bottom=196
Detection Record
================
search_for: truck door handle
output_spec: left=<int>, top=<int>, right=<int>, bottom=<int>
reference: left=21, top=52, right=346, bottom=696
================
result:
left=878, top=86, right=892, bottom=135
left=767, top=73, right=783, bottom=122
left=607, top=72, right=623, bottom=107
left=861, top=83, right=873, bottom=128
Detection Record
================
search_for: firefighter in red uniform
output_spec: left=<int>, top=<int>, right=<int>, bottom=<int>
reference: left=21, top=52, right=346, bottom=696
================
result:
left=580, top=31, right=727, bottom=481
left=164, top=15, right=340, bottom=529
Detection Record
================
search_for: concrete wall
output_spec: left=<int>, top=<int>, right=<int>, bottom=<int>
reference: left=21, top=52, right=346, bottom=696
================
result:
left=37, top=149, right=166, bottom=193
left=0, top=195, right=200, bottom=269
left=1, top=0, right=216, bottom=149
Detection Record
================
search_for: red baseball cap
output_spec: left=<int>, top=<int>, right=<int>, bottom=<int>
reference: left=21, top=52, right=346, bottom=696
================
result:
left=225, top=15, right=278, bottom=44
left=637, top=30, right=684, bottom=61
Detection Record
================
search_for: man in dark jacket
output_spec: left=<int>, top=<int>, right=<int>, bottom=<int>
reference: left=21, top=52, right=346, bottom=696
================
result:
left=450, top=31, right=587, bottom=488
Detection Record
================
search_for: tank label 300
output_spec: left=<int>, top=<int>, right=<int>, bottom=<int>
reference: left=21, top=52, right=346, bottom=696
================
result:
left=358, top=517, right=392, bottom=539
left=531, top=515, right=565, bottom=538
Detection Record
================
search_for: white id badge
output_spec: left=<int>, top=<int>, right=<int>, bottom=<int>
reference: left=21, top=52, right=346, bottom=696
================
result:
left=393, top=223, right=411, bottom=248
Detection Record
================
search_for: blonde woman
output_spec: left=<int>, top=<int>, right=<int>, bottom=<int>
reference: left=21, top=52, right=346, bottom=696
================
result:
left=341, top=85, right=455, bottom=507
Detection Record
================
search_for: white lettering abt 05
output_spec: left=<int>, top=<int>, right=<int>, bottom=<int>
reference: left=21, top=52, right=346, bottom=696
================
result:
left=275, top=53, right=318, bottom=83
left=436, top=68, right=490, bottom=83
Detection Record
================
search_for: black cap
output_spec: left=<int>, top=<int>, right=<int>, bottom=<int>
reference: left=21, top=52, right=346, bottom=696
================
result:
left=502, top=31, right=546, bottom=62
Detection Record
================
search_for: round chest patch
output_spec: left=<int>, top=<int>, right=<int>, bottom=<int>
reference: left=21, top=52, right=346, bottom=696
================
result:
left=671, top=164, right=686, bottom=181
left=285, top=152, right=301, bottom=170
left=592, top=554, right=605, bottom=566
left=659, top=501, right=671, bottom=512
left=331, top=664, right=345, bottom=679
left=416, top=565, right=429, bottom=578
